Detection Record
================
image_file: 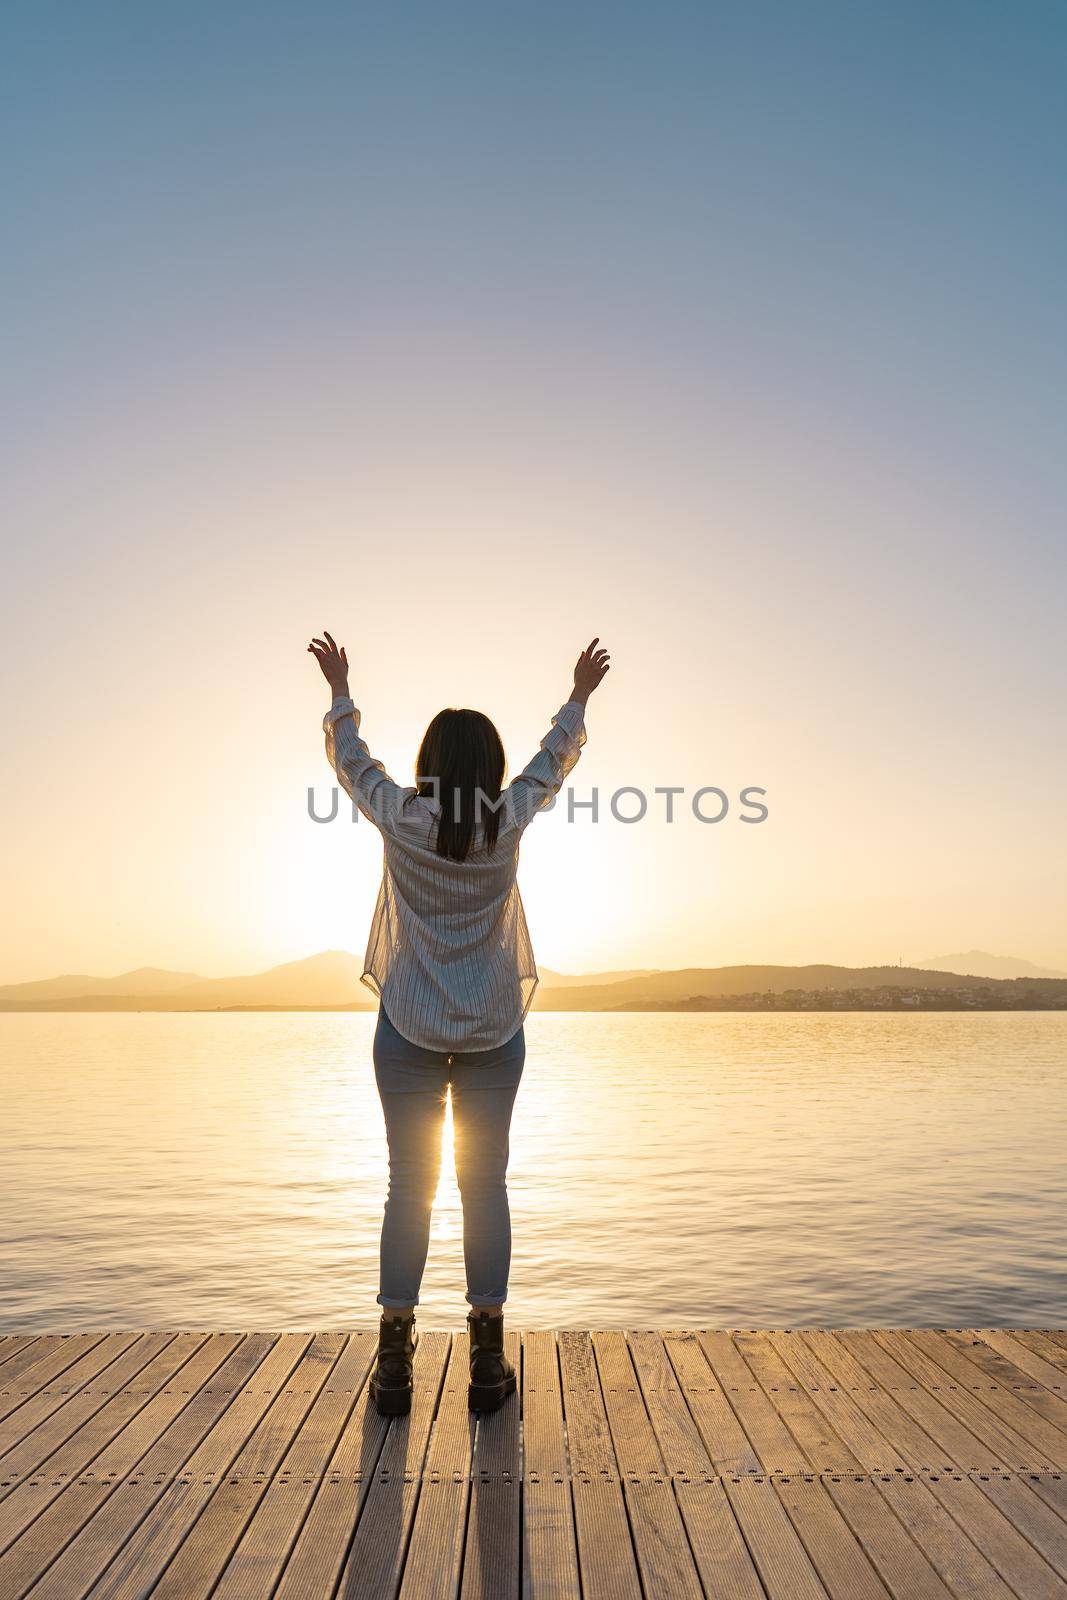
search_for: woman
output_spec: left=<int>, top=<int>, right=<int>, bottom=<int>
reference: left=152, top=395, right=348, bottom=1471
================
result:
left=309, top=630, right=610, bottom=1415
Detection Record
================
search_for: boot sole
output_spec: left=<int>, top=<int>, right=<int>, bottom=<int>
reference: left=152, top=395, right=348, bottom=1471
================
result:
left=468, top=1371, right=517, bottom=1413
left=371, top=1379, right=412, bottom=1418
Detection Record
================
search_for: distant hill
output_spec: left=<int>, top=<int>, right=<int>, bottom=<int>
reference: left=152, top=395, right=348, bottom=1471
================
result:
left=0, top=966, right=201, bottom=1004
left=537, top=967, right=658, bottom=988
left=2, top=954, right=1064, bottom=1013
left=531, top=963, right=1067, bottom=1011
left=0, top=952, right=373, bottom=1012
left=154, top=951, right=371, bottom=1010
left=918, top=950, right=1067, bottom=981
left=0, top=954, right=657, bottom=1012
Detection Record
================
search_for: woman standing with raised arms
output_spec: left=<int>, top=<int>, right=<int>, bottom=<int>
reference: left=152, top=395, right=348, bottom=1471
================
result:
left=309, top=631, right=611, bottom=1415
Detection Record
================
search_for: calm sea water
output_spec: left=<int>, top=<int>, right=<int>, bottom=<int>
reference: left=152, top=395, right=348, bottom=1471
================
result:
left=1, top=1011, right=1065, bottom=1330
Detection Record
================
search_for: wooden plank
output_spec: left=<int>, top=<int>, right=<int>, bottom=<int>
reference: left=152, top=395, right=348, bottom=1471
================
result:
left=904, top=1330, right=1067, bottom=1457
left=1012, top=1331, right=1067, bottom=1376
left=0, top=1336, right=144, bottom=1482
left=397, top=1332, right=475, bottom=1600
left=176, top=1334, right=314, bottom=1482
left=822, top=1475, right=955, bottom=1600
left=627, top=1332, right=715, bottom=1479
left=941, top=1330, right=1057, bottom=1390
left=210, top=1332, right=376, bottom=1600
left=569, top=1479, right=643, bottom=1600
left=557, top=1332, right=620, bottom=1478
left=0, top=1338, right=39, bottom=1373
left=671, top=1331, right=806, bottom=1465
left=461, top=1481, right=517, bottom=1600
left=870, top=1474, right=1017, bottom=1599
left=147, top=1332, right=346, bottom=1600
left=0, top=1336, right=176, bottom=1499
left=0, top=1334, right=238, bottom=1600
left=558, top=1333, right=641, bottom=1600
left=695, top=1330, right=810, bottom=1474
left=82, top=1333, right=313, bottom=1600
left=673, top=1478, right=766, bottom=1600
left=801, top=1332, right=954, bottom=1473
left=521, top=1330, right=580, bottom=1600
left=922, top=1470, right=1067, bottom=1600
left=8, top=1326, right=1067, bottom=1600
left=922, top=1330, right=1067, bottom=1399
left=896, top=1331, right=1067, bottom=1467
left=973, top=1331, right=1067, bottom=1392
left=873, top=1332, right=1052, bottom=1470
left=620, top=1477, right=704, bottom=1600
left=522, top=1332, right=568, bottom=1481
left=732, top=1332, right=862, bottom=1474
left=773, top=1474, right=892, bottom=1599
left=592, top=1333, right=665, bottom=1476
left=836, top=1332, right=1011, bottom=1472
left=1022, top=1473, right=1067, bottom=1527
left=249, top=1335, right=371, bottom=1479
left=722, top=1474, right=828, bottom=1600
left=595, top=1332, right=705, bottom=1597
left=278, top=1330, right=448, bottom=1600
left=21, top=1334, right=280, bottom=1600
left=661, top=1332, right=763, bottom=1475
left=51, top=1335, right=213, bottom=1481
left=27, top=1335, right=201, bottom=1467
left=462, top=1330, right=520, bottom=1600
left=85, top=1482, right=215, bottom=1600
left=769, top=1333, right=911, bottom=1475
left=972, top=1473, right=1067, bottom=1582
left=0, top=1339, right=108, bottom=1415
left=591, top=1334, right=702, bottom=1600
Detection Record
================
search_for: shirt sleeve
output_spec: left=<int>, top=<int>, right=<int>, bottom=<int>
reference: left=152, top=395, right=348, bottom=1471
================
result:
left=323, top=696, right=406, bottom=830
left=506, top=699, right=587, bottom=831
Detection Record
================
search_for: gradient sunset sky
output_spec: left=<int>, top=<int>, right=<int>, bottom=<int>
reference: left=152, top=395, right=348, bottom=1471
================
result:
left=2, top=2, right=1065, bottom=983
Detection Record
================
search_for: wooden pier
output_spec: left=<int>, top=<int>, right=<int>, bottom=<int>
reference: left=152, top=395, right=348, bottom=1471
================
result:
left=2, top=1329, right=1067, bottom=1597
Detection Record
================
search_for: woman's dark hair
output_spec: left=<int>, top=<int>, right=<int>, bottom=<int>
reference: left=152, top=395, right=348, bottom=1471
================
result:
left=415, top=709, right=506, bottom=861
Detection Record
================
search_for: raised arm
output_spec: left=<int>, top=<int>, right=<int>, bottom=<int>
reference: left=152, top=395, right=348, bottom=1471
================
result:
left=309, top=631, right=404, bottom=829
left=507, top=638, right=610, bottom=830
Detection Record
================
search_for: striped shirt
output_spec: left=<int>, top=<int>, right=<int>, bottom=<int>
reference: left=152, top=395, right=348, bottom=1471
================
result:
left=323, top=694, right=587, bottom=1050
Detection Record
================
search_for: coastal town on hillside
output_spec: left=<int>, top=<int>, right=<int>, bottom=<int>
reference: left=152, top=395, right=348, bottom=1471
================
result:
left=637, top=983, right=1067, bottom=1012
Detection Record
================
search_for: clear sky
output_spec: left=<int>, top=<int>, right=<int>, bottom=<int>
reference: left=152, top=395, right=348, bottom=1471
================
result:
left=2, top=1, right=1065, bottom=982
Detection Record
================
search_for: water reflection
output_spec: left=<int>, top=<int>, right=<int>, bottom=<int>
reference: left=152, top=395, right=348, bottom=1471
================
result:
left=1, top=1011, right=1065, bottom=1329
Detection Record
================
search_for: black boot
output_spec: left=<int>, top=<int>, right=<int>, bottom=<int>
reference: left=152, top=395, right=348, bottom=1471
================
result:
left=467, top=1311, right=516, bottom=1412
left=370, top=1313, right=418, bottom=1417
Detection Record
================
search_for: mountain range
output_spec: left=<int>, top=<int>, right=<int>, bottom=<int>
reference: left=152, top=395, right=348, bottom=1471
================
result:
left=917, top=950, right=1067, bottom=981
left=0, top=950, right=1063, bottom=1012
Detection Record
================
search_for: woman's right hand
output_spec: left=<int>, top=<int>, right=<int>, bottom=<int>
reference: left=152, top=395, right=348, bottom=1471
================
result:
left=308, top=630, right=350, bottom=696
left=572, top=638, right=611, bottom=704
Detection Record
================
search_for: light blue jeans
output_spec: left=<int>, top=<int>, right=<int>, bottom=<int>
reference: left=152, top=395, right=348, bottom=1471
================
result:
left=373, top=1005, right=525, bottom=1309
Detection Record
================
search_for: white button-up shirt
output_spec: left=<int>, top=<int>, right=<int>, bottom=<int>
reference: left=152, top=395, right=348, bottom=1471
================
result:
left=323, top=695, right=587, bottom=1051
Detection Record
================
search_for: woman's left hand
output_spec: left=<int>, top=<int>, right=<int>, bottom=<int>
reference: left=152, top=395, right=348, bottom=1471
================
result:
left=308, top=631, right=350, bottom=695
